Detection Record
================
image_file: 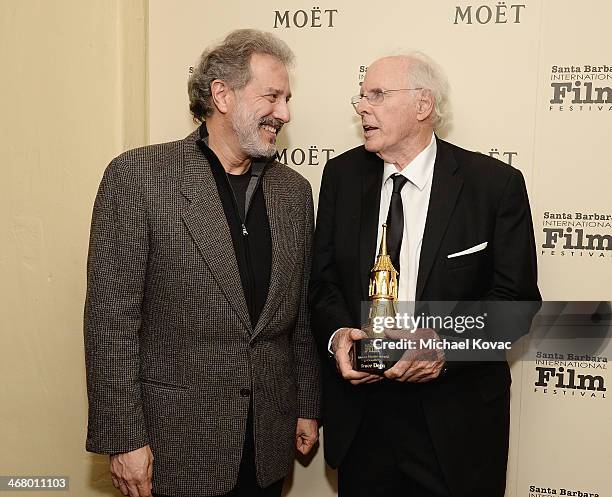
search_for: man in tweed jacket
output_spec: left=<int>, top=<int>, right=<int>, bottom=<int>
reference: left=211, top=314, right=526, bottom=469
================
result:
left=84, top=30, right=321, bottom=497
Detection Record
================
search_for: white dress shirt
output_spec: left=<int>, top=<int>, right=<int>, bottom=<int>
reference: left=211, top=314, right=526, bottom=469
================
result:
left=328, top=133, right=437, bottom=353
left=376, top=133, right=436, bottom=302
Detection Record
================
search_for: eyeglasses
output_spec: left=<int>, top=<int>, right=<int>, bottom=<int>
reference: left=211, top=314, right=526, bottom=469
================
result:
left=350, top=88, right=423, bottom=110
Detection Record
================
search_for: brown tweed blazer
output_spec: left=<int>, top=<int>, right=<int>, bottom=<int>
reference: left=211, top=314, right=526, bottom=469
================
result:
left=84, top=130, right=321, bottom=496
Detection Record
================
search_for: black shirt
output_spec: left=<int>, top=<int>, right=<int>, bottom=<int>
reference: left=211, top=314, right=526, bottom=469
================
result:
left=227, top=169, right=251, bottom=220
left=197, top=125, right=272, bottom=328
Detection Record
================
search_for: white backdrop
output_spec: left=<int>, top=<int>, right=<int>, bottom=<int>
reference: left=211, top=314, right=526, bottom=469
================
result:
left=148, top=1, right=611, bottom=496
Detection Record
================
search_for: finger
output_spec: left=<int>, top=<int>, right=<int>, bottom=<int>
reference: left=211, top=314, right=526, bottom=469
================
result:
left=297, top=440, right=310, bottom=455
left=303, top=432, right=317, bottom=446
left=118, top=482, right=130, bottom=496
left=303, top=438, right=316, bottom=455
left=405, top=369, right=429, bottom=382
left=137, top=480, right=152, bottom=497
left=136, top=480, right=151, bottom=497
left=332, top=328, right=358, bottom=353
left=336, top=349, right=370, bottom=381
left=145, top=459, right=153, bottom=493
left=414, top=371, right=440, bottom=383
left=393, top=360, right=427, bottom=382
left=126, top=482, right=141, bottom=497
left=334, top=343, right=353, bottom=369
left=394, top=364, right=421, bottom=382
left=350, top=373, right=383, bottom=385
left=296, top=436, right=309, bottom=454
left=384, top=360, right=411, bottom=380
left=408, top=362, right=443, bottom=383
left=407, top=359, right=431, bottom=375
left=339, top=361, right=370, bottom=381
left=348, top=328, right=367, bottom=340
left=418, top=362, right=444, bottom=382
left=306, top=432, right=318, bottom=447
left=385, top=365, right=408, bottom=379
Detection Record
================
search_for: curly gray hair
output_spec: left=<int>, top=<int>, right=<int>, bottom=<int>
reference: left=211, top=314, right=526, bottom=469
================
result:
left=188, top=29, right=294, bottom=121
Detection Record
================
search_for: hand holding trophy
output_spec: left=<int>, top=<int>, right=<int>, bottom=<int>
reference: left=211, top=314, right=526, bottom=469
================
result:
left=353, top=223, right=404, bottom=374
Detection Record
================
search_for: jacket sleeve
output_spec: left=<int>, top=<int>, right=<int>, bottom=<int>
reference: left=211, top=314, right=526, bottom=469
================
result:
left=309, top=160, right=355, bottom=358
left=483, top=168, right=542, bottom=344
left=292, top=182, right=322, bottom=419
left=84, top=158, right=150, bottom=454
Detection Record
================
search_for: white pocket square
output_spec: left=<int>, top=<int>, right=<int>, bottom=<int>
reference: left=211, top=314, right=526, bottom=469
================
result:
left=447, top=242, right=488, bottom=259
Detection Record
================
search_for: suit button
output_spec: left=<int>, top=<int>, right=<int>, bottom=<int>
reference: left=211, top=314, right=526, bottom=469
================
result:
left=240, top=388, right=251, bottom=397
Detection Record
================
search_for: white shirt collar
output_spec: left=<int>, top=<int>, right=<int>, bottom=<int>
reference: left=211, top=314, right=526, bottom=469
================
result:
left=382, top=133, right=436, bottom=191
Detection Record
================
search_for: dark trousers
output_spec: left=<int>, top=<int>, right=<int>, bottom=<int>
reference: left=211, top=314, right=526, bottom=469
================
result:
left=154, top=404, right=283, bottom=497
left=338, top=384, right=452, bottom=497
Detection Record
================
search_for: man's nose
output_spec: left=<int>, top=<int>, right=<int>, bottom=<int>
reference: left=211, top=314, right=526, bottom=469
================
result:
left=355, top=97, right=370, bottom=116
left=273, top=100, right=290, bottom=124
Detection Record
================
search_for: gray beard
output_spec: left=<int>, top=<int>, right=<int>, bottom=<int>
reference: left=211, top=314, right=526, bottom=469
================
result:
left=231, top=104, right=277, bottom=159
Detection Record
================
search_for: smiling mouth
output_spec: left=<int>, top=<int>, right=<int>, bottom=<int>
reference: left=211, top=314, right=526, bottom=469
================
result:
left=260, top=124, right=278, bottom=135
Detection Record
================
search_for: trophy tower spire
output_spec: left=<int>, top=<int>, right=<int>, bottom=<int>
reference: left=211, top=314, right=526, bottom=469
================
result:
left=369, top=223, right=399, bottom=301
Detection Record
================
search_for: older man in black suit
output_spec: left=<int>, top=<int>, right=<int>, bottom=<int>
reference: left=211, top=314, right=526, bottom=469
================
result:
left=310, top=52, right=541, bottom=497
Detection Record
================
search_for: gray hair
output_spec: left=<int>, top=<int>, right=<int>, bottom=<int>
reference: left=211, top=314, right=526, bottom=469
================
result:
left=401, top=51, right=451, bottom=132
left=188, top=29, right=294, bottom=121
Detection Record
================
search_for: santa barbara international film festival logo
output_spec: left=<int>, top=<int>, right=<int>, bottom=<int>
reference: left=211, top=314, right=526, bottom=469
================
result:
left=526, top=483, right=602, bottom=497
left=533, top=350, right=607, bottom=400
left=540, top=210, right=612, bottom=259
left=548, top=65, right=612, bottom=112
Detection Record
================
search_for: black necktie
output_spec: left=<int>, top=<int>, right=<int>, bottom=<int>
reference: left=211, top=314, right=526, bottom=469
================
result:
left=386, top=174, right=408, bottom=273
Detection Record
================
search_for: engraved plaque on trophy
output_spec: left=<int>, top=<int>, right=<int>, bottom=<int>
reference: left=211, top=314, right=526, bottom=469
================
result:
left=353, top=223, right=403, bottom=374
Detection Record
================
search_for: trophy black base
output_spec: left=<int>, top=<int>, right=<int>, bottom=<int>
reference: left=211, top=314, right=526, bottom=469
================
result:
left=353, top=337, right=400, bottom=375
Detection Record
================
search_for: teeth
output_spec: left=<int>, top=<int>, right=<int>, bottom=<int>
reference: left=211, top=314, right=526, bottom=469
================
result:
left=262, top=125, right=277, bottom=134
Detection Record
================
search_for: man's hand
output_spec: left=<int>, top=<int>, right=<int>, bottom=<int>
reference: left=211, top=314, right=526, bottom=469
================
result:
left=110, top=445, right=154, bottom=497
left=332, top=328, right=383, bottom=385
left=384, top=328, right=445, bottom=383
left=295, top=418, right=319, bottom=455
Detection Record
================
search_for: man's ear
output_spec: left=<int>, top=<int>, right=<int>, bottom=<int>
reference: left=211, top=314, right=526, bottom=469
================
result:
left=210, top=79, right=232, bottom=114
left=416, top=89, right=434, bottom=122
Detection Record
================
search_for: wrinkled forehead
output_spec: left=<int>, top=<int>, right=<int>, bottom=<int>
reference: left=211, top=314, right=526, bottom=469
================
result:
left=248, top=53, right=291, bottom=93
left=362, top=57, right=410, bottom=91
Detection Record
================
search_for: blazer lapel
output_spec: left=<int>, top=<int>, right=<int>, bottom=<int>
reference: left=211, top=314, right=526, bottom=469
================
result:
left=416, top=138, right=463, bottom=301
left=180, top=131, right=252, bottom=333
left=252, top=164, right=296, bottom=337
left=359, top=151, right=384, bottom=301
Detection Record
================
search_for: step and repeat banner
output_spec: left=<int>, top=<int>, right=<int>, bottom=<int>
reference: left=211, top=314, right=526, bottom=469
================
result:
left=148, top=1, right=611, bottom=496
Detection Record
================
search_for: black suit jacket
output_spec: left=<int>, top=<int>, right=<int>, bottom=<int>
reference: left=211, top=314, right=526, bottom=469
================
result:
left=309, top=137, right=541, bottom=495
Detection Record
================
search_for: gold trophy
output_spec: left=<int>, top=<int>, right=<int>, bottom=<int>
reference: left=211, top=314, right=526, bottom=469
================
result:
left=353, top=223, right=403, bottom=374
